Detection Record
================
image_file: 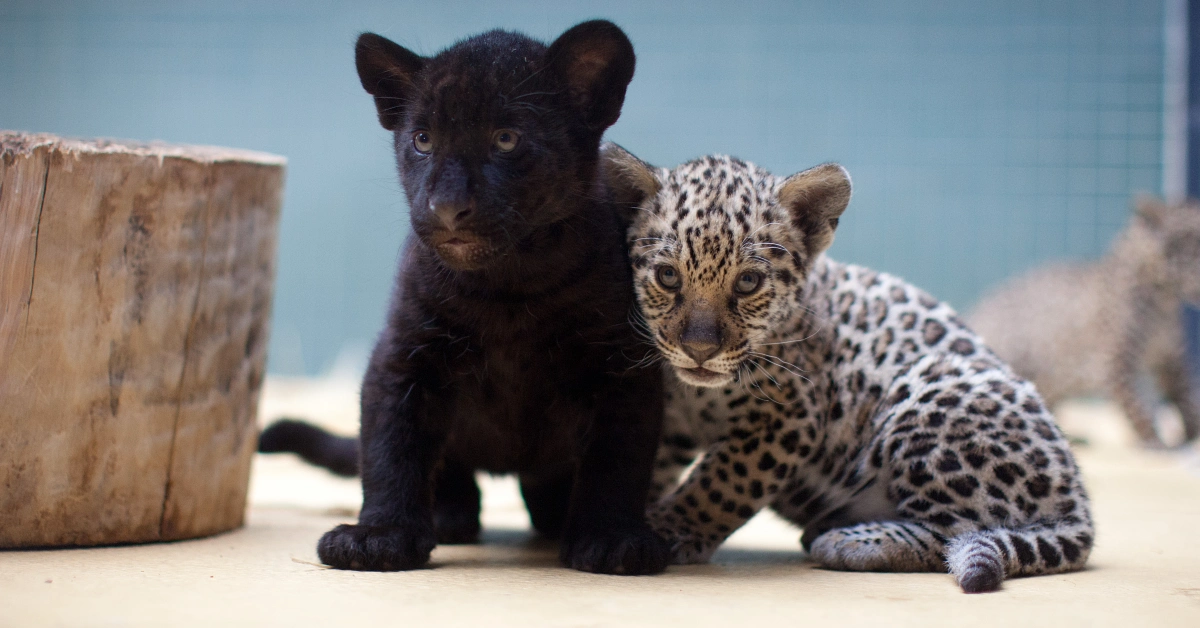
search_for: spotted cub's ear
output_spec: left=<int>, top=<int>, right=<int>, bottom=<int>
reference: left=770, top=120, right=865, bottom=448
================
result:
left=355, top=33, right=425, bottom=131
left=600, top=143, right=661, bottom=221
left=778, top=163, right=852, bottom=256
left=547, top=20, right=636, bottom=132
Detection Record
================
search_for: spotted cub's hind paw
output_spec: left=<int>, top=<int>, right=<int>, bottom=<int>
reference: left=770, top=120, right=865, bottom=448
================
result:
left=806, top=521, right=945, bottom=573
left=807, top=528, right=892, bottom=571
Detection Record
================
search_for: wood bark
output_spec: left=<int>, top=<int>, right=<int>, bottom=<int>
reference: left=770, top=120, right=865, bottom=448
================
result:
left=0, top=132, right=285, bottom=547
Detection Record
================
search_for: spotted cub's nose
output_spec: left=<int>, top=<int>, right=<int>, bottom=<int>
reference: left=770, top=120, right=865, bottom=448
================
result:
left=680, top=310, right=722, bottom=364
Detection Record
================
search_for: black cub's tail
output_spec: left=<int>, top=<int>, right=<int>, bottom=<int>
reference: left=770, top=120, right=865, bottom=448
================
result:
left=257, top=419, right=360, bottom=477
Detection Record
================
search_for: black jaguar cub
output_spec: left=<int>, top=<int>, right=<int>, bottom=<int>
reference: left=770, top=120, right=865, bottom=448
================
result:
left=268, top=21, right=669, bottom=575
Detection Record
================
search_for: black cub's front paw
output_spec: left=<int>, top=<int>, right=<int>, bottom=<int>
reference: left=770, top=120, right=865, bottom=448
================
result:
left=560, top=522, right=670, bottom=575
left=317, top=523, right=436, bottom=571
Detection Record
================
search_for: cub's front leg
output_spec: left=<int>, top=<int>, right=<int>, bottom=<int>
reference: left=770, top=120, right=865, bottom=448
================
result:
left=317, top=338, right=446, bottom=571
left=647, top=402, right=703, bottom=503
left=649, top=417, right=800, bottom=564
left=560, top=366, right=671, bottom=575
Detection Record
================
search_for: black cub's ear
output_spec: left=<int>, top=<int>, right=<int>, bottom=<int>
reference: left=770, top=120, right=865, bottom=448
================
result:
left=778, top=163, right=852, bottom=256
left=547, top=20, right=636, bottom=131
left=355, top=33, right=425, bottom=131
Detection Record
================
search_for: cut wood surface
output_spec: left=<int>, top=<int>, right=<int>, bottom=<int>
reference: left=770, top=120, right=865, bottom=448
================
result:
left=0, top=131, right=285, bottom=547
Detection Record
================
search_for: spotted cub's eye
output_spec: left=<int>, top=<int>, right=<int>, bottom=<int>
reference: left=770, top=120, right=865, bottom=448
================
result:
left=734, top=271, right=763, bottom=295
left=656, top=265, right=681, bottom=290
left=493, top=129, right=520, bottom=153
left=412, top=131, right=433, bottom=155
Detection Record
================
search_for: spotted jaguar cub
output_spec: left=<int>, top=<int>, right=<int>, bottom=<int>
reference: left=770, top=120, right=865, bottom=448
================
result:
left=969, top=197, right=1200, bottom=447
left=602, top=145, right=1094, bottom=593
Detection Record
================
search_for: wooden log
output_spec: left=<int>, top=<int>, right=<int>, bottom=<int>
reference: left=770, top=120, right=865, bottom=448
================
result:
left=0, top=132, right=285, bottom=547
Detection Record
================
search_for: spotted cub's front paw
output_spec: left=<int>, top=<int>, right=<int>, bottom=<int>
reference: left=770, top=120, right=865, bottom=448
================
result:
left=560, top=521, right=670, bottom=575
left=317, top=523, right=436, bottom=571
left=647, top=507, right=717, bottom=565
left=667, top=533, right=718, bottom=565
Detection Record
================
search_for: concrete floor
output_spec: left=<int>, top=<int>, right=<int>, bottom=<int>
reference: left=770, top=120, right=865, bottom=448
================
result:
left=2, top=376, right=1199, bottom=627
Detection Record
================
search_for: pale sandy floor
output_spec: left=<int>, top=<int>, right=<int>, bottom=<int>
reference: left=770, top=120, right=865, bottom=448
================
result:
left=2, top=376, right=1199, bottom=627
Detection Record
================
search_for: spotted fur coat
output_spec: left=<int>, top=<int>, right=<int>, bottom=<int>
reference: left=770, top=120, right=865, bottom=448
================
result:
left=602, top=144, right=1094, bottom=593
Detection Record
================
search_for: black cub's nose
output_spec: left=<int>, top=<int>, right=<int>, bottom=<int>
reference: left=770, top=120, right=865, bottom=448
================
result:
left=433, top=200, right=474, bottom=230
left=680, top=311, right=721, bottom=365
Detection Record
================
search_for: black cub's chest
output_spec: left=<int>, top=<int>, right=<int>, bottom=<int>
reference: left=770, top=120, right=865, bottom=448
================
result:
left=440, top=307, right=605, bottom=472
left=439, top=237, right=634, bottom=471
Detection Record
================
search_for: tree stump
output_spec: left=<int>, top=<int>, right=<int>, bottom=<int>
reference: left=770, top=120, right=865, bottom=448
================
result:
left=0, top=132, right=285, bottom=547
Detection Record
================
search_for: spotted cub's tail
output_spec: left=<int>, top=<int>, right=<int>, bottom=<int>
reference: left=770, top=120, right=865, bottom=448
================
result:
left=258, top=418, right=359, bottom=477
left=945, top=519, right=1093, bottom=593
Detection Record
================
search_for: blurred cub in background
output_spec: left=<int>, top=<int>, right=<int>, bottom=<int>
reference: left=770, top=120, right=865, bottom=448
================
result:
left=969, top=198, right=1200, bottom=447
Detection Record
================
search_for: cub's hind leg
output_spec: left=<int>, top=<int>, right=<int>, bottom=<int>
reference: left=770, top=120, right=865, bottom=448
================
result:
left=519, top=472, right=574, bottom=539
left=1156, top=354, right=1200, bottom=442
left=1108, top=327, right=1164, bottom=445
left=433, top=459, right=482, bottom=544
left=806, top=520, right=947, bottom=573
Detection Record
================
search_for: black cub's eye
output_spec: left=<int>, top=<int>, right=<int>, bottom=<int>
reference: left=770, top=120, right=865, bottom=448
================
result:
left=734, top=271, right=763, bottom=295
left=412, top=131, right=433, bottom=154
left=656, top=265, right=681, bottom=290
left=493, top=129, right=520, bottom=153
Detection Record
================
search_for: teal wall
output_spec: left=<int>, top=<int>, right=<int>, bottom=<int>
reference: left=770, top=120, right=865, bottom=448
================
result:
left=1, top=0, right=1166, bottom=375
